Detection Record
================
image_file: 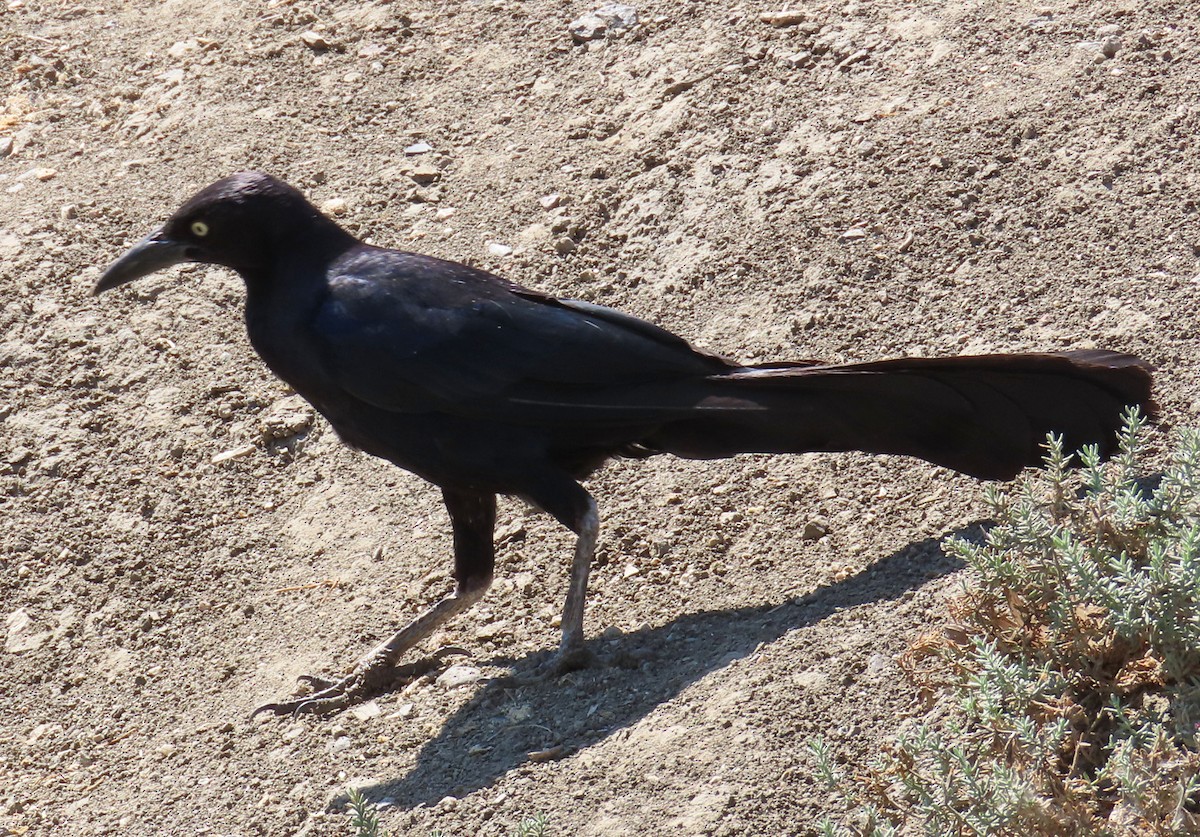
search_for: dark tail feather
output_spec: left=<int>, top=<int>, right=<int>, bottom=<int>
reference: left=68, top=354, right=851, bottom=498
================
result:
left=647, top=350, right=1155, bottom=480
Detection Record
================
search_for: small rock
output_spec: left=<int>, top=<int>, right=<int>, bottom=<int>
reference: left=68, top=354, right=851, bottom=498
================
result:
left=435, top=207, right=456, bottom=221
left=329, top=735, right=353, bottom=753
left=260, top=395, right=314, bottom=441
left=539, top=193, right=562, bottom=209
left=436, top=665, right=483, bottom=689
left=155, top=743, right=178, bottom=758
left=6, top=609, right=51, bottom=654
left=760, top=10, right=807, bottom=27
left=27, top=722, right=62, bottom=744
left=569, top=3, right=638, bottom=42
left=211, top=444, right=256, bottom=464
left=59, top=204, right=78, bottom=221
left=404, top=141, right=433, bottom=155
left=802, top=519, right=829, bottom=540
left=486, top=242, right=513, bottom=258
left=866, top=653, right=892, bottom=676
left=1100, top=37, right=1121, bottom=59
left=167, top=39, right=199, bottom=59
left=394, top=702, right=415, bottom=718
left=350, top=702, right=381, bottom=722
left=780, top=51, right=812, bottom=68
left=475, top=622, right=506, bottom=640
left=320, top=197, right=348, bottom=216
left=519, top=222, right=550, bottom=245
left=408, top=163, right=441, bottom=184
left=300, top=30, right=335, bottom=50
left=553, top=236, right=577, bottom=255
left=0, top=136, right=13, bottom=158
left=841, top=227, right=868, bottom=241
left=32, top=167, right=57, bottom=181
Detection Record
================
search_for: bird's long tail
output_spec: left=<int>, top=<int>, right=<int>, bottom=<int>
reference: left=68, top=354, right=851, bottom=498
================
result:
left=643, top=350, right=1155, bottom=480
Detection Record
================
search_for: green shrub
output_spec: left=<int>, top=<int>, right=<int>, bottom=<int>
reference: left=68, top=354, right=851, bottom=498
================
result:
left=816, top=410, right=1200, bottom=835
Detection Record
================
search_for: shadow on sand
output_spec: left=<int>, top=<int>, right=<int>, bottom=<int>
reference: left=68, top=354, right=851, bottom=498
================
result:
left=347, top=523, right=982, bottom=811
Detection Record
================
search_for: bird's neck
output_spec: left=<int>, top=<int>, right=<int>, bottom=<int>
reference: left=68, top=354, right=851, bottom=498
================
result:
left=242, top=221, right=357, bottom=297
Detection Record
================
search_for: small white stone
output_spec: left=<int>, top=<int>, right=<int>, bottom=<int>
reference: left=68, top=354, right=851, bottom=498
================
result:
left=321, top=197, right=348, bottom=216
left=436, top=664, right=483, bottom=688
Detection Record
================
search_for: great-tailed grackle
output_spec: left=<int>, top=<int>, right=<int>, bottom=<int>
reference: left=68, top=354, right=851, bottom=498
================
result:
left=94, top=172, right=1155, bottom=717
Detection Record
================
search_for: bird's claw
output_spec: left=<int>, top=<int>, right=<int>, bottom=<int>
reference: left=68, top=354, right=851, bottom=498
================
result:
left=250, top=646, right=470, bottom=720
left=249, top=672, right=366, bottom=719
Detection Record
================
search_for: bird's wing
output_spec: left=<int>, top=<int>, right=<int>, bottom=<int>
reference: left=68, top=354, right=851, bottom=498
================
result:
left=311, top=249, right=729, bottom=417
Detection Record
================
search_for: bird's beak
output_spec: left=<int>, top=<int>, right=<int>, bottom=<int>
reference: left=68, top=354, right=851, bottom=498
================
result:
left=93, top=227, right=194, bottom=295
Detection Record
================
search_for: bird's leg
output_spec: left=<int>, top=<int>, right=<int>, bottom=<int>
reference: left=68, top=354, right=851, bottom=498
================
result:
left=252, top=489, right=496, bottom=718
left=505, top=478, right=600, bottom=678
left=555, top=495, right=599, bottom=670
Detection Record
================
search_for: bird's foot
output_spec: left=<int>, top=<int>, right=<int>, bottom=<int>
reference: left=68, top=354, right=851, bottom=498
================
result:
left=251, top=646, right=467, bottom=719
left=546, top=644, right=596, bottom=675
left=498, top=644, right=598, bottom=688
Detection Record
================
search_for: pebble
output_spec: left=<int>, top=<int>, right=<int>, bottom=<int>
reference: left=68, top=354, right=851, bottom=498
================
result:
left=436, top=664, right=483, bottom=688
left=0, top=136, right=13, bottom=157
left=539, top=193, right=562, bottom=209
left=32, top=167, right=57, bottom=181
left=300, top=31, right=334, bottom=50
left=167, top=39, right=199, bottom=59
left=320, top=197, right=348, bottom=216
left=404, top=141, right=433, bottom=155
left=211, top=443, right=256, bottom=464
left=5, top=608, right=50, bottom=653
left=553, top=236, right=577, bottom=255
left=841, top=227, right=868, bottom=240
left=393, top=702, right=415, bottom=718
left=569, top=3, right=639, bottom=42
left=260, top=396, right=314, bottom=441
left=802, top=519, right=829, bottom=540
left=408, top=163, right=440, bottom=184
left=348, top=700, right=379, bottom=719
left=866, top=653, right=892, bottom=676
left=486, top=242, right=513, bottom=257
left=760, top=10, right=807, bottom=27
left=434, top=207, right=456, bottom=221
left=780, top=51, right=813, bottom=69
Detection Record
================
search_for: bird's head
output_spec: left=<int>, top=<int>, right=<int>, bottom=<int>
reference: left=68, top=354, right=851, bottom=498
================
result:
left=94, top=171, right=347, bottom=294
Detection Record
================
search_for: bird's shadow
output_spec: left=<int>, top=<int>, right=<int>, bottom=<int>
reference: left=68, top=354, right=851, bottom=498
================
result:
left=348, top=523, right=981, bottom=811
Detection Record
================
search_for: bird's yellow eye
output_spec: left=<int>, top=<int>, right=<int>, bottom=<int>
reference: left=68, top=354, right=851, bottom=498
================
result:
left=190, top=220, right=209, bottom=237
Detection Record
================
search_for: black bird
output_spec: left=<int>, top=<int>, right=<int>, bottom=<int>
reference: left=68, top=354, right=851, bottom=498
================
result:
left=94, top=172, right=1155, bottom=716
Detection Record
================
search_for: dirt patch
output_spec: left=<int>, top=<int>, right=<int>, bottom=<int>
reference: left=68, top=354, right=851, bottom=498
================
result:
left=2, top=1, right=1198, bottom=834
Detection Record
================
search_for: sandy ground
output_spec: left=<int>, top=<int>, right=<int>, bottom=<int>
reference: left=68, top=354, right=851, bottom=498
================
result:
left=3, top=1, right=1199, bottom=834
